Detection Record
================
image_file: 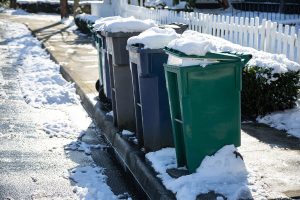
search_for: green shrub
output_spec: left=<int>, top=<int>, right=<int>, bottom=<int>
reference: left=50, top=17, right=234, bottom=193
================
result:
left=74, top=14, right=95, bottom=34
left=241, top=65, right=300, bottom=119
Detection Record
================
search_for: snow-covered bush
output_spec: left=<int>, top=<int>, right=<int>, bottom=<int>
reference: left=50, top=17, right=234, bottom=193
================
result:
left=74, top=13, right=98, bottom=34
left=242, top=66, right=299, bottom=118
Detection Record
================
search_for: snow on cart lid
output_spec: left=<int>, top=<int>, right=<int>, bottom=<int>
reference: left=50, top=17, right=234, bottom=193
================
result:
left=100, top=16, right=157, bottom=33
left=167, top=30, right=300, bottom=74
left=127, top=27, right=179, bottom=49
left=93, top=16, right=122, bottom=31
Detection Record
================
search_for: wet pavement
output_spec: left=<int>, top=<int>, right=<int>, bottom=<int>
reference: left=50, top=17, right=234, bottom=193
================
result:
left=0, top=19, right=144, bottom=200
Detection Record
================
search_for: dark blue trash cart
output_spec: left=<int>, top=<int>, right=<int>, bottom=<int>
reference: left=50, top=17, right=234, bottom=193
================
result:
left=128, top=44, right=174, bottom=151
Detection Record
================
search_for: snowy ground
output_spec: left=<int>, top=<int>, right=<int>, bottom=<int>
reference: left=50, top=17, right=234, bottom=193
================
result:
left=2, top=8, right=299, bottom=199
left=0, top=18, right=118, bottom=199
left=257, top=99, right=300, bottom=138
left=146, top=145, right=269, bottom=200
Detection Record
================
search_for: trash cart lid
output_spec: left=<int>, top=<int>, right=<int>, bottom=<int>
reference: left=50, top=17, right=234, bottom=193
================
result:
left=164, top=47, right=251, bottom=62
left=164, top=47, right=252, bottom=67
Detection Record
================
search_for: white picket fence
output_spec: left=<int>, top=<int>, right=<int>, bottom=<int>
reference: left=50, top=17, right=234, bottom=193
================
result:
left=117, top=1, right=300, bottom=64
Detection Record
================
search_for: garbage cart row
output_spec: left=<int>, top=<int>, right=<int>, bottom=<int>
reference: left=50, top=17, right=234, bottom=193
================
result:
left=89, top=19, right=252, bottom=173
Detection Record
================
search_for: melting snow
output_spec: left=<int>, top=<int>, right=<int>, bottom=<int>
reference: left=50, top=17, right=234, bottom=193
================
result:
left=146, top=145, right=268, bottom=200
left=1, top=17, right=118, bottom=199
left=69, top=165, right=117, bottom=200
left=257, top=104, right=300, bottom=138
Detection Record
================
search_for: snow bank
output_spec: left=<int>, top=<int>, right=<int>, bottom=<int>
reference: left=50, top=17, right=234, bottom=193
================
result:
left=146, top=145, right=267, bottom=200
left=3, top=21, right=79, bottom=107
left=167, top=30, right=300, bottom=74
left=76, top=13, right=98, bottom=23
left=257, top=105, right=300, bottom=138
left=94, top=16, right=156, bottom=33
left=69, top=165, right=117, bottom=200
left=127, top=27, right=178, bottom=49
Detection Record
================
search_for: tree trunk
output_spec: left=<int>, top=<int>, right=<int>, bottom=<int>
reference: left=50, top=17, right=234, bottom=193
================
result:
left=60, top=0, right=69, bottom=19
left=9, top=0, right=17, bottom=9
left=73, top=0, right=80, bottom=17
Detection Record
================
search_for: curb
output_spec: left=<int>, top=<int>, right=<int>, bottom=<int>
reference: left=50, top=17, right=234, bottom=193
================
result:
left=28, top=23, right=176, bottom=200
left=61, top=69, right=176, bottom=200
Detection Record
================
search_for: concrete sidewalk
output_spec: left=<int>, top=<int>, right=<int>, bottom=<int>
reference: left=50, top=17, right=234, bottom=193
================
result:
left=2, top=13, right=299, bottom=199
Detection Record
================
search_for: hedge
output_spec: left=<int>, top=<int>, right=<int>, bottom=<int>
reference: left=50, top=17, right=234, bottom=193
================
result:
left=241, top=65, right=300, bottom=119
left=74, top=14, right=98, bottom=34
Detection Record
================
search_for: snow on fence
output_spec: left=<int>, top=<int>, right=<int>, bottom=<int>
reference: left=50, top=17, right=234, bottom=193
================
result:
left=117, top=1, right=300, bottom=64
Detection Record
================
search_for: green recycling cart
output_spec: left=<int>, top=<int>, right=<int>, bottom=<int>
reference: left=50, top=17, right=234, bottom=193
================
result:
left=164, top=48, right=252, bottom=173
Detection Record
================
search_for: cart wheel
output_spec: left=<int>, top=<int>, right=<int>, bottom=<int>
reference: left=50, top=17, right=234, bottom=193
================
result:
left=98, top=86, right=112, bottom=111
left=98, top=85, right=107, bottom=103
left=95, top=79, right=100, bottom=92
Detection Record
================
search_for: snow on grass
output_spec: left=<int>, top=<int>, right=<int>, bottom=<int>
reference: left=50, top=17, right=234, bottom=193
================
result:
left=4, top=8, right=29, bottom=15
left=146, top=145, right=268, bottom=200
left=167, top=30, right=300, bottom=74
left=257, top=102, right=300, bottom=138
left=4, top=8, right=61, bottom=21
left=127, top=27, right=179, bottom=49
left=68, top=165, right=117, bottom=200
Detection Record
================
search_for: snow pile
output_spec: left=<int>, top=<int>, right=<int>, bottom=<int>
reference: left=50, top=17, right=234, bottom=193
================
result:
left=3, top=21, right=79, bottom=107
left=94, top=16, right=156, bottom=33
left=127, top=27, right=179, bottom=49
left=69, top=165, right=117, bottom=200
left=146, top=145, right=268, bottom=200
left=257, top=105, right=300, bottom=138
left=167, top=30, right=300, bottom=74
left=76, top=13, right=98, bottom=23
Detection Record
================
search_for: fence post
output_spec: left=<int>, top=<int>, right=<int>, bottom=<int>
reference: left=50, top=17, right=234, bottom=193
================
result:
left=277, top=24, right=283, bottom=54
left=270, top=22, right=277, bottom=54
left=264, top=20, right=272, bottom=52
left=289, top=26, right=296, bottom=61
left=224, top=16, right=230, bottom=41
left=260, top=19, right=266, bottom=51
left=253, top=17, right=259, bottom=50
left=282, top=25, right=289, bottom=59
